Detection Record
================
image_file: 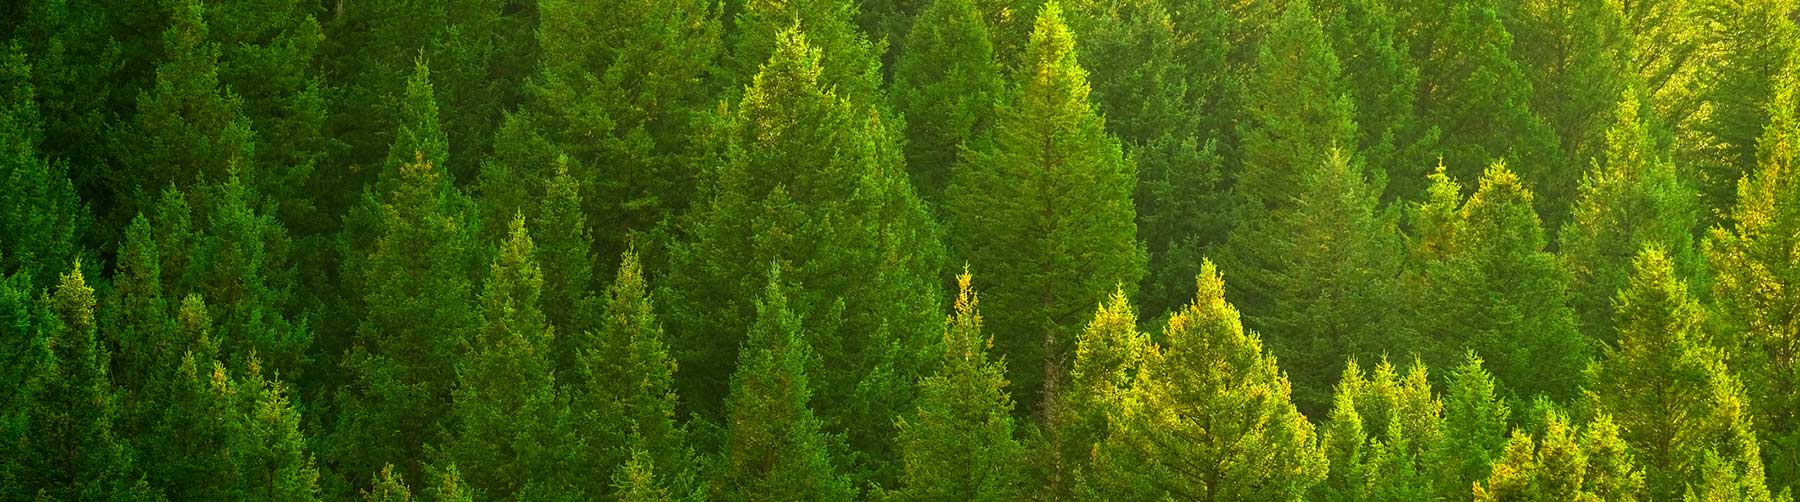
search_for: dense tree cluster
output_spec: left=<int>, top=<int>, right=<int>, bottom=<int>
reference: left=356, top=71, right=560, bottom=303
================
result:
left=4, top=0, right=1800, bottom=499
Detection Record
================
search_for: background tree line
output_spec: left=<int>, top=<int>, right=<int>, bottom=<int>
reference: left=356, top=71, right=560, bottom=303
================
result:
left=3, top=0, right=1800, bottom=499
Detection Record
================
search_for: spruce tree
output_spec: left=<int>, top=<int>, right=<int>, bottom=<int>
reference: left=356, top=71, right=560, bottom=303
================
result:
left=942, top=1, right=1144, bottom=413
left=534, top=160, right=600, bottom=379
left=712, top=270, right=855, bottom=501
left=1037, top=288, right=1147, bottom=501
left=1689, top=0, right=1799, bottom=218
left=1585, top=248, right=1775, bottom=501
left=228, top=357, right=324, bottom=501
left=890, top=0, right=1004, bottom=203
left=1562, top=88, right=1701, bottom=345
left=361, top=465, right=414, bottom=502
left=1473, top=410, right=1645, bottom=501
left=1234, top=0, right=1359, bottom=212
left=573, top=250, right=694, bottom=498
left=663, top=25, right=943, bottom=477
left=203, top=0, right=327, bottom=230
left=1088, top=260, right=1329, bottom=500
left=1314, top=0, right=1438, bottom=201
left=1431, top=353, right=1512, bottom=500
left=1314, top=358, right=1444, bottom=501
left=448, top=215, right=582, bottom=500
left=725, top=0, right=883, bottom=106
left=1405, top=163, right=1588, bottom=403
left=1706, top=68, right=1800, bottom=491
left=1502, top=0, right=1633, bottom=171
left=0, top=41, right=87, bottom=286
left=894, top=271, right=1024, bottom=502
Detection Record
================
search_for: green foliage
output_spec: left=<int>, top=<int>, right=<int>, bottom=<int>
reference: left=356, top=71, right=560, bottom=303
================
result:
left=1433, top=353, right=1512, bottom=499
left=1563, top=88, right=1702, bottom=345
left=1473, top=410, right=1645, bottom=501
left=0, top=42, right=87, bottom=285
left=712, top=271, right=856, bottom=502
left=894, top=271, right=1023, bottom=501
left=1087, top=260, right=1329, bottom=500
left=943, top=1, right=1144, bottom=412
left=1235, top=0, right=1360, bottom=211
left=725, top=0, right=884, bottom=106
left=1315, top=0, right=1438, bottom=201
left=1585, top=247, right=1775, bottom=501
left=1688, top=0, right=1799, bottom=218
left=1314, top=358, right=1444, bottom=501
left=1405, top=163, right=1588, bottom=403
left=890, top=0, right=1003, bottom=202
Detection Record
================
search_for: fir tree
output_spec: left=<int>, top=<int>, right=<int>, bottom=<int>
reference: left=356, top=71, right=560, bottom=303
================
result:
left=725, top=0, right=884, bottom=106
left=0, top=41, right=87, bottom=286
left=448, top=214, right=582, bottom=500
left=1037, top=288, right=1148, bottom=501
left=1585, top=248, right=1775, bottom=501
left=204, top=0, right=328, bottom=231
left=574, top=250, right=694, bottom=498
left=1088, top=260, right=1329, bottom=500
left=362, top=465, right=414, bottom=502
left=943, top=0, right=1145, bottom=413
left=894, top=271, right=1024, bottom=502
left=1431, top=353, right=1512, bottom=499
left=1473, top=410, right=1645, bottom=501
left=890, top=0, right=1004, bottom=203
left=1562, top=88, right=1701, bottom=345
left=228, top=357, right=324, bottom=501
left=1234, top=0, right=1359, bottom=213
left=1502, top=0, right=1633, bottom=172
left=1689, top=0, right=1799, bottom=218
left=1315, top=0, right=1439, bottom=201
left=712, top=270, right=856, bottom=501
left=1313, top=358, right=1444, bottom=501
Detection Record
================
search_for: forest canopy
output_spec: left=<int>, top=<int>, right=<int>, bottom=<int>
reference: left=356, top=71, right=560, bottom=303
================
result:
left=3, top=0, right=1800, bottom=500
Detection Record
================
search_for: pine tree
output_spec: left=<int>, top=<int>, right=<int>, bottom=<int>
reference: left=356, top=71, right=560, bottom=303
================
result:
left=1502, top=0, right=1633, bottom=173
left=943, top=1, right=1144, bottom=413
left=227, top=357, right=323, bottom=501
left=4, top=262, right=142, bottom=500
left=1405, top=163, right=1588, bottom=403
left=1431, top=353, right=1512, bottom=499
left=1562, top=88, right=1701, bottom=345
left=573, top=250, right=694, bottom=498
left=335, top=152, right=480, bottom=487
left=1036, top=288, right=1147, bottom=501
left=0, top=41, right=87, bottom=286
left=1314, top=358, right=1444, bottom=501
left=890, top=0, right=1004, bottom=203
left=1222, top=147, right=1402, bottom=413
left=203, top=0, right=327, bottom=231
left=485, top=0, right=720, bottom=268
left=1088, top=259, right=1329, bottom=500
left=362, top=465, right=414, bottom=502
left=1314, top=0, right=1438, bottom=201
left=894, top=271, right=1024, bottom=502
left=534, top=160, right=599, bottom=380
left=712, top=270, right=856, bottom=501
left=663, top=25, right=944, bottom=477
left=448, top=215, right=582, bottom=500
left=1473, top=410, right=1645, bottom=501
left=1689, top=0, right=1799, bottom=218
left=1706, top=67, right=1800, bottom=491
left=1585, top=248, right=1775, bottom=501
left=1234, top=0, right=1359, bottom=213
left=613, top=443, right=675, bottom=502
left=116, top=0, right=257, bottom=235
left=725, top=0, right=883, bottom=106
left=102, top=215, right=175, bottom=434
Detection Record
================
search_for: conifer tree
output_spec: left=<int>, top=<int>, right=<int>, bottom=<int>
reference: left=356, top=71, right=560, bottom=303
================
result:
left=1432, top=353, right=1512, bottom=499
left=943, top=1, right=1144, bottom=413
left=534, top=161, right=599, bottom=378
left=1706, top=68, right=1800, bottom=491
left=362, top=465, right=414, bottom=502
left=1689, top=0, right=1799, bottom=217
left=103, top=215, right=175, bottom=430
left=725, top=0, right=883, bottom=106
left=1562, top=89, right=1701, bottom=345
left=4, top=262, right=143, bottom=500
left=1314, top=0, right=1438, bottom=201
left=145, top=350, right=235, bottom=500
left=1223, top=147, right=1401, bottom=413
left=0, top=42, right=87, bottom=286
left=573, top=250, right=694, bottom=498
left=613, top=443, right=676, bottom=502
left=335, top=152, right=480, bottom=487
left=1036, top=288, right=1147, bottom=501
left=1234, top=0, right=1359, bottom=211
left=228, top=357, right=324, bottom=501
left=712, top=270, right=856, bottom=501
left=890, top=0, right=1004, bottom=203
left=1088, top=260, right=1329, bottom=500
left=663, top=26, right=943, bottom=475
left=448, top=215, right=582, bottom=500
left=1585, top=248, right=1775, bottom=501
left=1314, top=358, right=1444, bottom=501
left=894, top=271, right=1024, bottom=502
left=1502, top=0, right=1633, bottom=170
left=1406, top=163, right=1588, bottom=403
left=1473, top=410, right=1645, bottom=501
left=202, top=0, right=327, bottom=230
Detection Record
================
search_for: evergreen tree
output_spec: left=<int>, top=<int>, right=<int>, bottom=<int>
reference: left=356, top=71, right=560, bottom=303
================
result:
left=1314, top=0, right=1438, bottom=201
left=663, top=26, right=943, bottom=478
left=1431, top=353, right=1512, bottom=500
left=448, top=215, right=582, bottom=500
left=203, top=0, right=328, bottom=231
left=1313, top=358, right=1444, bottom=501
left=335, top=152, right=480, bottom=487
left=890, top=0, right=1004, bottom=203
left=362, top=465, right=414, bottom=502
left=1562, top=88, right=1701, bottom=345
left=1585, top=248, right=1775, bottom=501
left=485, top=0, right=720, bottom=268
left=725, top=0, right=883, bottom=106
left=531, top=161, right=598, bottom=371
left=3, top=262, right=144, bottom=500
left=1088, top=260, right=1329, bottom=500
left=613, top=443, right=676, bottom=502
left=101, top=215, right=176, bottom=435
left=1689, top=0, right=1799, bottom=218
left=1502, top=0, right=1633, bottom=172
left=0, top=41, right=87, bottom=286
left=1234, top=0, right=1359, bottom=212
left=943, top=1, right=1144, bottom=413
left=573, top=250, right=695, bottom=498
left=894, top=271, right=1024, bottom=502
left=228, top=357, right=324, bottom=501
left=712, top=270, right=856, bottom=501
left=1706, top=67, right=1800, bottom=491
left=1223, top=147, right=1401, bottom=413
left=1405, top=163, right=1588, bottom=403
left=1036, top=288, right=1148, bottom=501
left=1473, top=410, right=1645, bottom=501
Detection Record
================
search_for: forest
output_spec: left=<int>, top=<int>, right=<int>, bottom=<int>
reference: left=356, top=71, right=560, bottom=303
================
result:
left=2, top=0, right=1799, bottom=499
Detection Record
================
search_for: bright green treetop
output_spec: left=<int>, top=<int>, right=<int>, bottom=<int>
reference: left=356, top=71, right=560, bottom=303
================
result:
left=895, top=271, right=1024, bottom=502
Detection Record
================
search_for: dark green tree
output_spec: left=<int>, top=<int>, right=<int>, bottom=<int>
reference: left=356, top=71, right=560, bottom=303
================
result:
left=1688, top=0, right=1798, bottom=218
left=711, top=271, right=856, bottom=501
left=201, top=0, right=328, bottom=230
left=0, top=41, right=87, bottom=286
left=227, top=357, right=324, bottom=501
left=894, top=271, right=1024, bottom=501
left=943, top=0, right=1144, bottom=413
left=889, top=0, right=1003, bottom=203
left=1430, top=353, right=1512, bottom=500
left=1314, top=0, right=1438, bottom=201
left=1585, top=248, right=1775, bottom=501
left=724, top=0, right=883, bottom=106
left=1087, top=260, right=1329, bottom=500
left=1233, top=0, right=1359, bottom=212
left=1502, top=0, right=1633, bottom=173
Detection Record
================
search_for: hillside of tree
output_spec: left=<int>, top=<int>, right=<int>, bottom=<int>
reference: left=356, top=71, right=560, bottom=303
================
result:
left=3, top=0, right=1800, bottom=500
